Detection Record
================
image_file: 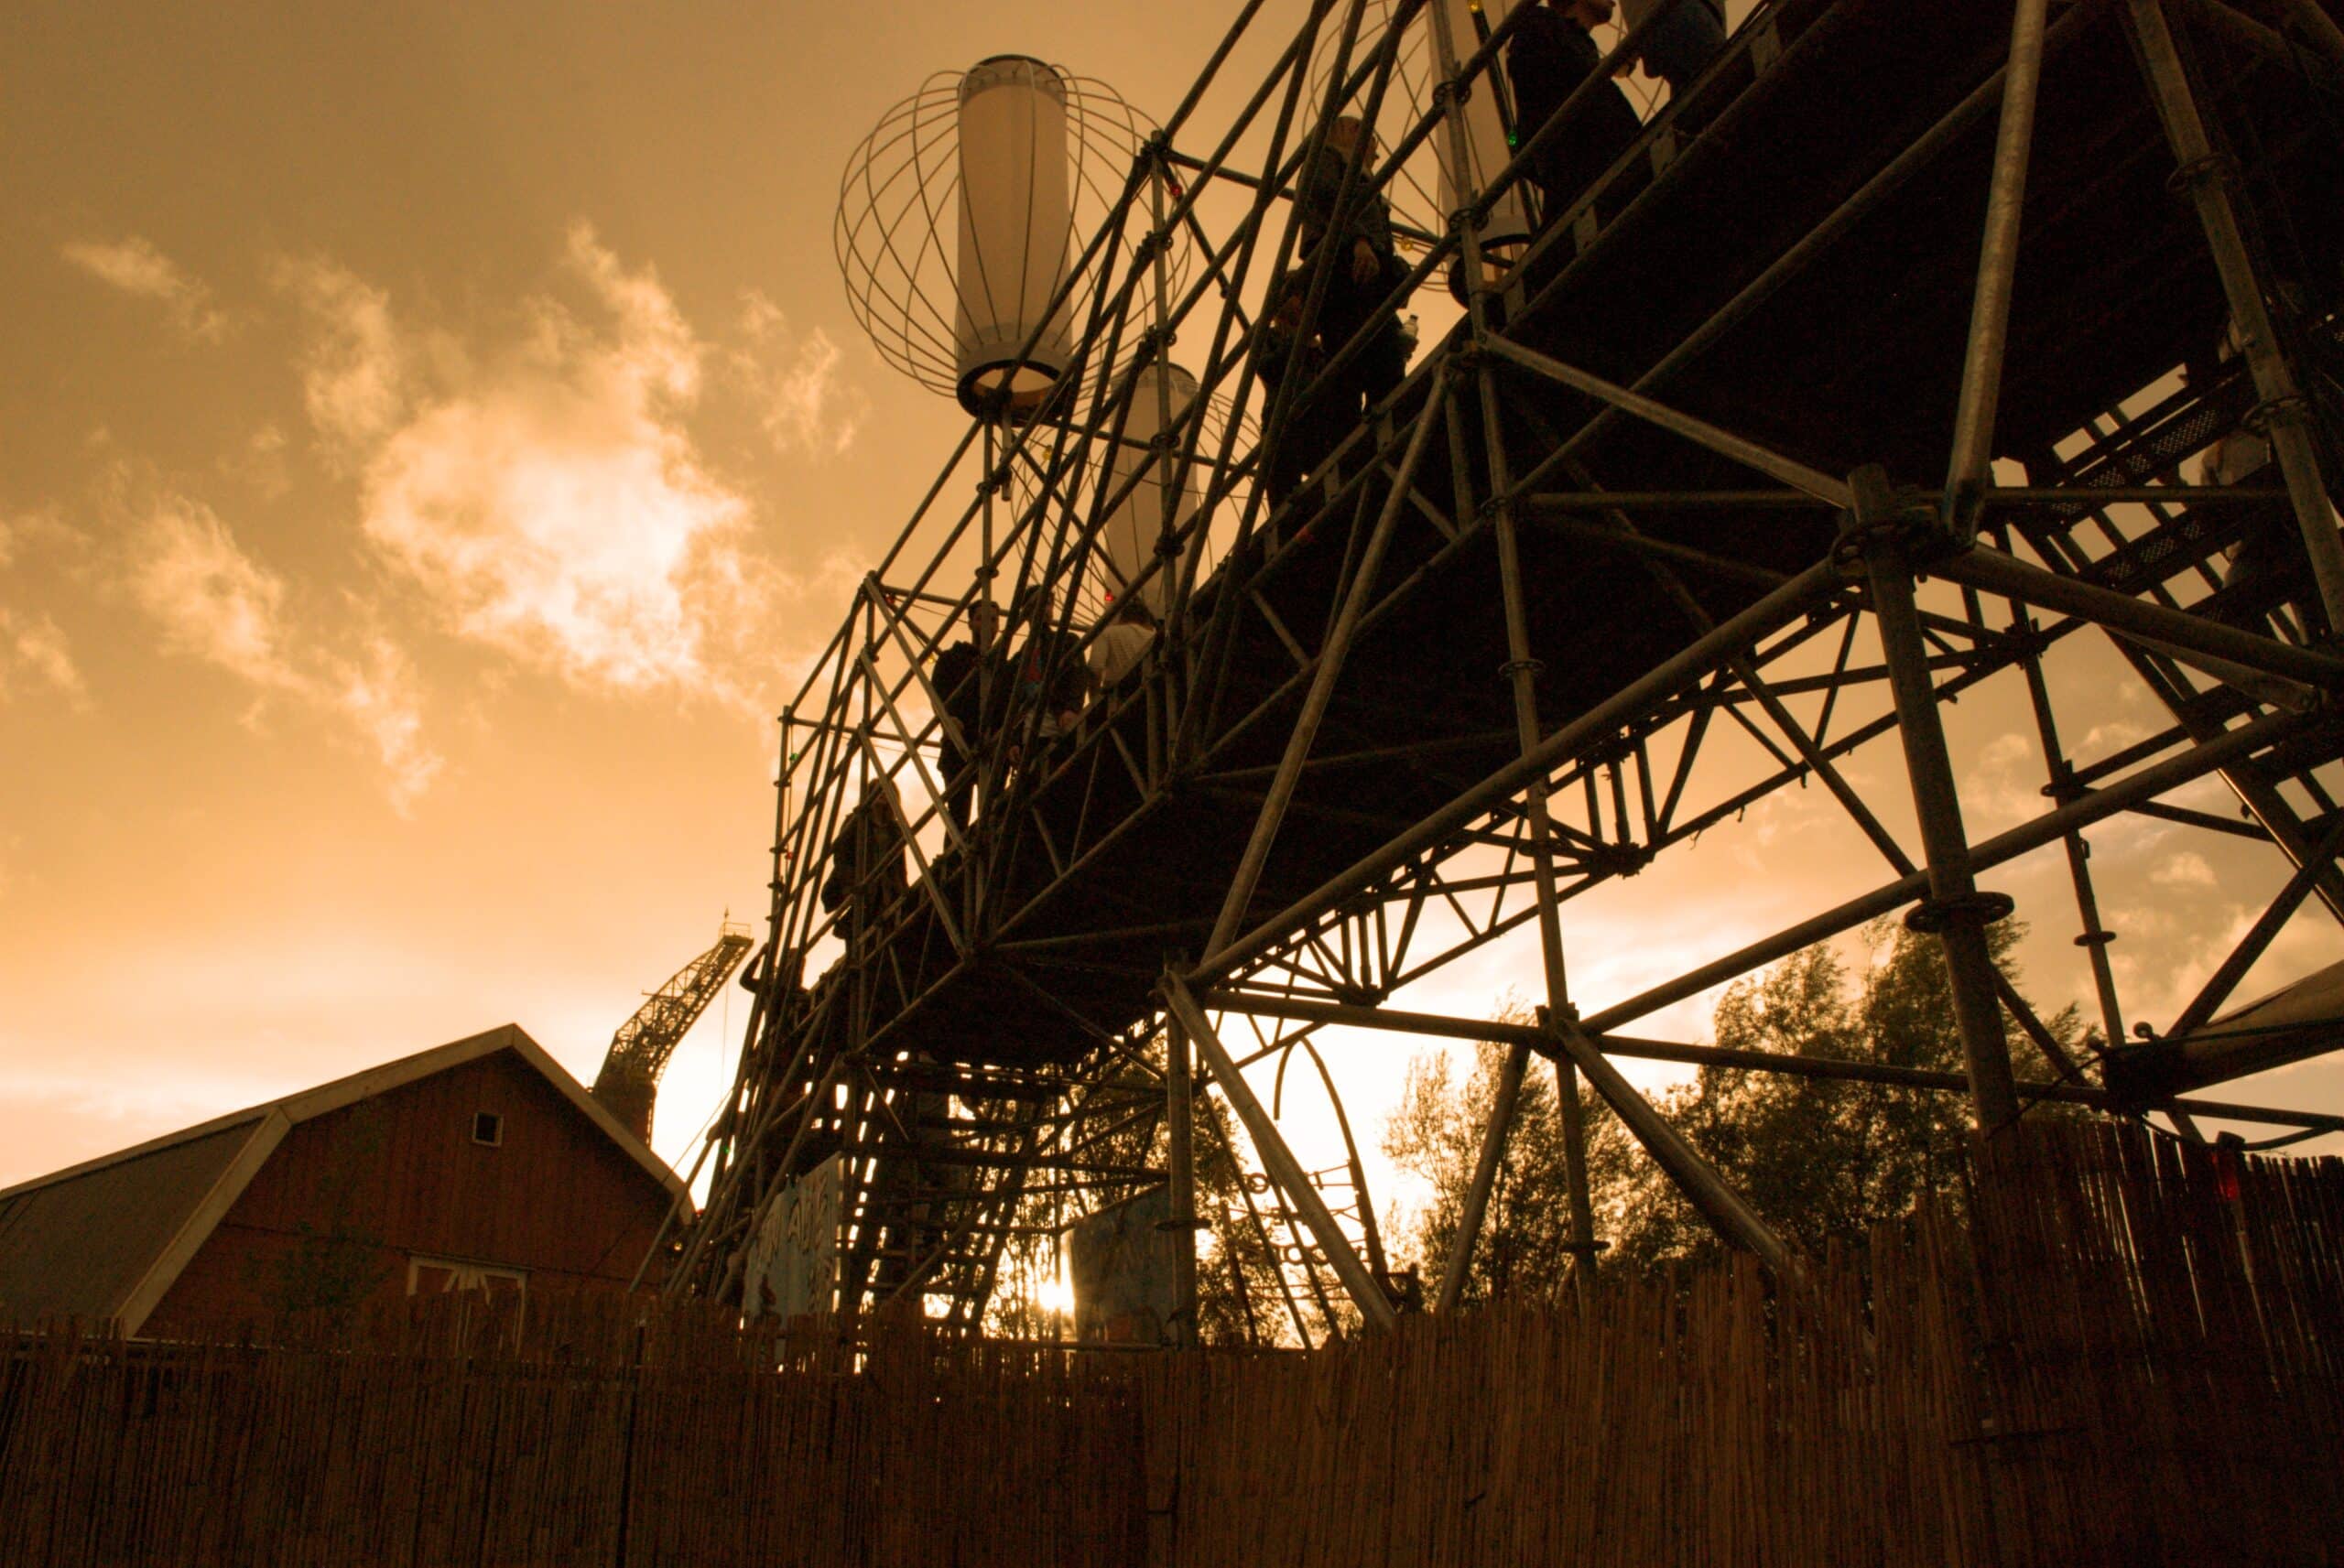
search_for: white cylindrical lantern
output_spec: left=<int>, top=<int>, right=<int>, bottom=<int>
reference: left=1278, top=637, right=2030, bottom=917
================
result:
left=953, top=56, right=1078, bottom=417
left=1099, top=361, right=1203, bottom=615
left=1433, top=0, right=1533, bottom=283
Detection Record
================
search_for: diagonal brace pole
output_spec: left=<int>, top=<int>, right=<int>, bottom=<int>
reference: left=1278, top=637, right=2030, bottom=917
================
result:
left=1481, top=334, right=1852, bottom=507
left=1542, top=1009, right=1796, bottom=1276
left=1943, top=0, right=2053, bottom=535
left=1436, top=1038, right=1530, bottom=1312
left=2124, top=0, right=2344, bottom=633
left=1163, top=973, right=1399, bottom=1330
left=1203, top=382, right=1449, bottom=957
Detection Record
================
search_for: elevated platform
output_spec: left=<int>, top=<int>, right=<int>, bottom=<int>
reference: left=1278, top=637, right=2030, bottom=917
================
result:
left=711, top=0, right=2344, bottom=1319
left=807, top=0, right=2341, bottom=1076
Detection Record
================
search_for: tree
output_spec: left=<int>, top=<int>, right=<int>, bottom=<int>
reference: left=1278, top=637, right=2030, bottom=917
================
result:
left=1386, top=920, right=2089, bottom=1296
left=246, top=1101, right=392, bottom=1325
left=1383, top=1005, right=1591, bottom=1308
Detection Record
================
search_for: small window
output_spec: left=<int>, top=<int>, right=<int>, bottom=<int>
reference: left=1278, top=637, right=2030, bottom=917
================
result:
left=472, top=1111, right=504, bottom=1146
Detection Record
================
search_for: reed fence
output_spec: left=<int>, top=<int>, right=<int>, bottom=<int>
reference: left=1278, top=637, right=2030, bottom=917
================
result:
left=4, top=1120, right=2339, bottom=1565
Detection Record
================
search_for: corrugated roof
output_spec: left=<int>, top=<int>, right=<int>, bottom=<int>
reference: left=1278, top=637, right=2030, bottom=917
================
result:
left=0, top=1023, right=686, bottom=1331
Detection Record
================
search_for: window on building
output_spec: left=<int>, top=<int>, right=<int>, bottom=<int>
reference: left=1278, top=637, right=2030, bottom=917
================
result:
left=472, top=1111, right=503, bottom=1146
left=407, top=1255, right=527, bottom=1299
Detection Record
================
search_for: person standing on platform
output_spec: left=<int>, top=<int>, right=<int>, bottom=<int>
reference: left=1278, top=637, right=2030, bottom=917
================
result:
left=1508, top=0, right=1645, bottom=232
left=1259, top=115, right=1415, bottom=506
left=1296, top=115, right=1411, bottom=414
left=1255, top=269, right=1343, bottom=505
left=820, top=777, right=909, bottom=963
left=1620, top=0, right=1726, bottom=102
left=1088, top=594, right=1158, bottom=694
left=1011, top=586, right=1093, bottom=749
left=931, top=597, right=1003, bottom=832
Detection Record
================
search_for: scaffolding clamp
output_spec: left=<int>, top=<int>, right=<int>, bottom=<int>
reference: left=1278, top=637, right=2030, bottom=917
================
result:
left=1904, top=889, right=2015, bottom=935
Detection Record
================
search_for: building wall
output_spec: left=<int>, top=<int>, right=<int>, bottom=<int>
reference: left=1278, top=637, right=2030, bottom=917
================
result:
left=147, top=1049, right=672, bottom=1330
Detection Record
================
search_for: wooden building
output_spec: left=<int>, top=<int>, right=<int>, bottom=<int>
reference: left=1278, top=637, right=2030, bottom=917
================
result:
left=0, top=1024, right=686, bottom=1335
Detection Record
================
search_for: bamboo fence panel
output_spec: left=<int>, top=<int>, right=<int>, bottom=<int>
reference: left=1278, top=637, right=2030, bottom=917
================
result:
left=2, top=1121, right=2339, bottom=1564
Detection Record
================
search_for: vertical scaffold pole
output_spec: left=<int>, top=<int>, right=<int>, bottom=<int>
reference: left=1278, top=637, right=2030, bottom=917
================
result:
left=2123, top=0, right=2344, bottom=634
left=1164, top=969, right=1200, bottom=1347
left=1428, top=0, right=1598, bottom=1296
left=1852, top=469, right=2022, bottom=1131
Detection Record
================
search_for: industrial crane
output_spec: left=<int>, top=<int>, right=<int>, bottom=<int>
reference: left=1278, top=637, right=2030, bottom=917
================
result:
left=591, top=922, right=754, bottom=1141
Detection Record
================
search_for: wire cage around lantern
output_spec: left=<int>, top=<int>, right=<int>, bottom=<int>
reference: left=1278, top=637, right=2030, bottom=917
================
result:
left=1000, top=355, right=1263, bottom=628
left=835, top=59, right=1195, bottom=423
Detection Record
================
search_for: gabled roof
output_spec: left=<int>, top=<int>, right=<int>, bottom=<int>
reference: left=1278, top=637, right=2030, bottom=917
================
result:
left=0, top=1023, right=686, bottom=1333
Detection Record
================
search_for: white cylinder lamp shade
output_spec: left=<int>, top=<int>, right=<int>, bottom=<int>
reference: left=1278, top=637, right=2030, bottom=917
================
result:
left=1434, top=0, right=1533, bottom=282
left=953, top=56, right=1079, bottom=417
left=1101, top=361, right=1203, bottom=615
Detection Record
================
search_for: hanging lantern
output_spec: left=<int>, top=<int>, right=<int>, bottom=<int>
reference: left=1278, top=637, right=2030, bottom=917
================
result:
left=1100, top=360, right=1203, bottom=614
left=953, top=57, right=1078, bottom=416
left=836, top=61, right=1187, bottom=424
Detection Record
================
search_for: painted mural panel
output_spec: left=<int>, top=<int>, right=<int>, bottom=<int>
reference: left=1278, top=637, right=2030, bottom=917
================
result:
left=1069, top=1187, right=1178, bottom=1346
left=743, top=1155, right=842, bottom=1322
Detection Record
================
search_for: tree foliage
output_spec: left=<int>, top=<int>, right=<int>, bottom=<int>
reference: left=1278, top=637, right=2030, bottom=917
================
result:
left=1385, top=920, right=2088, bottom=1300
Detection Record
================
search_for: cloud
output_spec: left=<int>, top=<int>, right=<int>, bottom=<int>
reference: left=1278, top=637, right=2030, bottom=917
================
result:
left=2153, top=850, right=2219, bottom=888
left=117, top=491, right=441, bottom=810
left=330, top=633, right=443, bottom=811
left=1, top=510, right=90, bottom=706
left=276, top=257, right=410, bottom=458
left=349, top=223, right=769, bottom=697
left=733, top=290, right=864, bottom=457
left=60, top=236, right=228, bottom=342
left=220, top=423, right=294, bottom=499
left=0, top=610, right=83, bottom=704
left=125, top=493, right=301, bottom=691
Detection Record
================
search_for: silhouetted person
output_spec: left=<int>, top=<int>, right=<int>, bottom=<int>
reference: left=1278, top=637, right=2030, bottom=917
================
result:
left=1011, top=587, right=1093, bottom=749
left=1294, top=116, right=1411, bottom=410
left=1621, top=0, right=1725, bottom=101
left=931, top=598, right=1003, bottom=831
left=1258, top=116, right=1415, bottom=505
left=1088, top=594, right=1157, bottom=693
left=1508, top=0, right=1644, bottom=232
left=820, top=779, right=907, bottom=959
left=1255, top=268, right=1345, bottom=504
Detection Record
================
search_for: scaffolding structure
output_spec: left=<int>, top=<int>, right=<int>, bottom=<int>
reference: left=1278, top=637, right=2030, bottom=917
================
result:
left=657, top=0, right=2344, bottom=1339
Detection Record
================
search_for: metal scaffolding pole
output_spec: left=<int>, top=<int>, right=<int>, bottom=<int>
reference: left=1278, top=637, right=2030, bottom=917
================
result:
left=2124, top=0, right=2344, bottom=633
left=1435, top=1039, right=1530, bottom=1313
left=1429, top=0, right=1601, bottom=1294
left=1543, top=1010, right=1796, bottom=1275
left=1944, top=0, right=2053, bottom=535
left=1855, top=481, right=2021, bottom=1130
left=1163, top=974, right=1399, bottom=1331
left=1202, top=384, right=1449, bottom=958
left=1164, top=982, right=1199, bottom=1346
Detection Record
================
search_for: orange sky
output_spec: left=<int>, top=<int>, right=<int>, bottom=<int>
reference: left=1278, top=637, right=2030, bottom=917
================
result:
left=5, top=0, right=2339, bottom=1214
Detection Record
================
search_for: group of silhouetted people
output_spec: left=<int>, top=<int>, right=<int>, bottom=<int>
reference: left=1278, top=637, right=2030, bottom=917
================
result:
left=1256, top=0, right=1725, bottom=503
left=820, top=588, right=1164, bottom=947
